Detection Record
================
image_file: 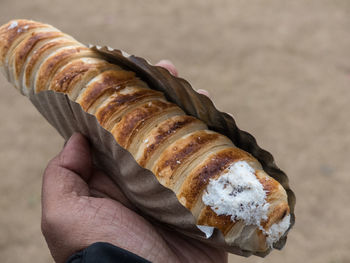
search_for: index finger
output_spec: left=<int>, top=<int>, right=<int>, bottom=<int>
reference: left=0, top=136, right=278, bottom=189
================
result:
left=42, top=133, right=92, bottom=207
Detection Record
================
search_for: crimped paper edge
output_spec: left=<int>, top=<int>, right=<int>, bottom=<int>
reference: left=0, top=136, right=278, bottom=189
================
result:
left=92, top=45, right=296, bottom=227
left=26, top=44, right=295, bottom=258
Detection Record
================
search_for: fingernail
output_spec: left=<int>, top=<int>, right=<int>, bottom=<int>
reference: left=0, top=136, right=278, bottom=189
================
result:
left=196, top=89, right=210, bottom=97
left=158, top=59, right=174, bottom=66
left=156, top=59, right=178, bottom=77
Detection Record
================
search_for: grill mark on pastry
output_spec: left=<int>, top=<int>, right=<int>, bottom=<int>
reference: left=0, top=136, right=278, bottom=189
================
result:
left=95, top=89, right=163, bottom=127
left=86, top=88, right=126, bottom=113
left=49, top=59, right=111, bottom=94
left=128, top=111, right=189, bottom=157
left=197, top=206, right=236, bottom=235
left=128, top=103, right=184, bottom=140
left=173, top=145, right=234, bottom=198
left=178, top=147, right=255, bottom=210
left=35, top=46, right=97, bottom=92
left=24, top=40, right=81, bottom=91
left=0, top=20, right=49, bottom=64
left=260, top=203, right=290, bottom=231
left=106, top=97, right=169, bottom=132
left=52, top=62, right=90, bottom=92
left=12, top=31, right=64, bottom=84
left=19, top=37, right=77, bottom=95
left=138, top=116, right=200, bottom=167
left=256, top=174, right=279, bottom=196
left=112, top=100, right=179, bottom=148
left=255, top=171, right=290, bottom=231
left=153, top=131, right=220, bottom=182
left=5, top=29, right=52, bottom=67
left=89, top=79, right=145, bottom=108
left=77, top=70, right=139, bottom=111
left=3, top=28, right=52, bottom=80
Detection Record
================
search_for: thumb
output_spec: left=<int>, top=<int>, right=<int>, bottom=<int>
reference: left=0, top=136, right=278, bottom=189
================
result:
left=42, top=133, right=92, bottom=209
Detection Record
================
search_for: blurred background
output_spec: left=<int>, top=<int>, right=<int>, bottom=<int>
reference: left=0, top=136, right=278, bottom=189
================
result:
left=0, top=0, right=349, bottom=262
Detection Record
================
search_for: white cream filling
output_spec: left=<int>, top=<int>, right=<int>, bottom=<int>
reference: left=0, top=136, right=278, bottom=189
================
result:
left=202, top=161, right=270, bottom=225
left=202, top=160, right=290, bottom=246
left=265, top=214, right=291, bottom=247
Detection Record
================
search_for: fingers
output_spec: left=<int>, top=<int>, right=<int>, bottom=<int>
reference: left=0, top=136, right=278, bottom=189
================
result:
left=59, top=133, right=92, bottom=182
left=195, top=89, right=234, bottom=117
left=156, top=60, right=211, bottom=98
left=196, top=89, right=210, bottom=97
left=156, top=59, right=178, bottom=77
left=42, top=132, right=135, bottom=209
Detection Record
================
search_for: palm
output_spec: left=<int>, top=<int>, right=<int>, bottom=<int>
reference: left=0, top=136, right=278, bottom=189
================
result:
left=85, top=169, right=227, bottom=263
left=42, top=134, right=227, bottom=263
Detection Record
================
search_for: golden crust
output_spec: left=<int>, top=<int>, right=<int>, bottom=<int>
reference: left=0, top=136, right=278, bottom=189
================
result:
left=136, top=115, right=207, bottom=167
left=152, top=130, right=233, bottom=187
left=0, top=19, right=291, bottom=252
left=35, top=46, right=100, bottom=92
left=24, top=38, right=80, bottom=92
left=76, top=69, right=140, bottom=111
left=256, top=170, right=290, bottom=230
left=9, top=30, right=63, bottom=89
left=94, top=87, right=164, bottom=128
left=48, top=58, right=116, bottom=99
left=111, top=100, right=181, bottom=149
left=197, top=206, right=236, bottom=235
left=0, top=20, right=50, bottom=66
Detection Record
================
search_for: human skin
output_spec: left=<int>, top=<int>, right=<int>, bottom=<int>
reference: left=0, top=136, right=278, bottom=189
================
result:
left=40, top=61, right=227, bottom=263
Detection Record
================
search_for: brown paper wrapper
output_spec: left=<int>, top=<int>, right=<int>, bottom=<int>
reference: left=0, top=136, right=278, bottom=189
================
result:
left=28, top=45, right=295, bottom=257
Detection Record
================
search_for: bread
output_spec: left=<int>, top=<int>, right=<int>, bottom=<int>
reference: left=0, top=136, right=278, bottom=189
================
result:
left=0, top=19, right=291, bottom=252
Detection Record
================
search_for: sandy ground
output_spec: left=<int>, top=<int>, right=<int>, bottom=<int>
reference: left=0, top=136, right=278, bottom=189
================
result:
left=0, top=0, right=349, bottom=262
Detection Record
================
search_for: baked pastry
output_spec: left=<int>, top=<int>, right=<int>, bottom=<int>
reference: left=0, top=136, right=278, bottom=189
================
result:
left=0, top=19, right=291, bottom=253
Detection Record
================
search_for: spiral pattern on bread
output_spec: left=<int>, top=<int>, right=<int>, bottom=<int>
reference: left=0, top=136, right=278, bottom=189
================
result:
left=0, top=19, right=291, bottom=252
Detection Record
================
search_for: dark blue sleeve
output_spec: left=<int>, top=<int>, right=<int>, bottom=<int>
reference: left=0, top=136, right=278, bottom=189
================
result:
left=66, top=242, right=151, bottom=263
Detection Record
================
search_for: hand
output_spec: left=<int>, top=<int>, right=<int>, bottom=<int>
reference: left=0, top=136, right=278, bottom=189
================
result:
left=41, top=61, right=227, bottom=263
